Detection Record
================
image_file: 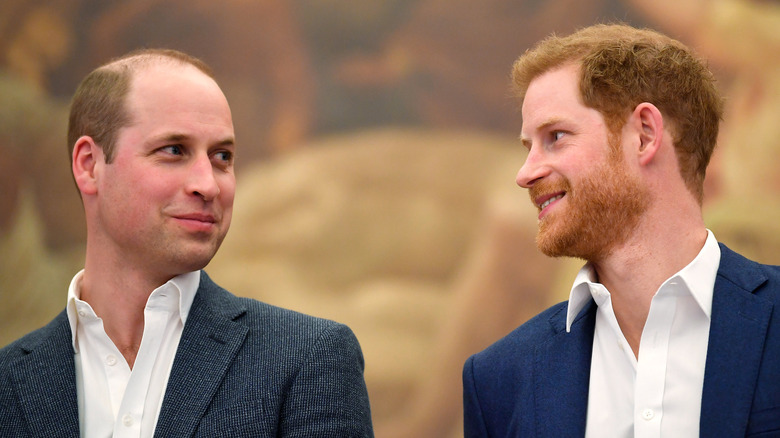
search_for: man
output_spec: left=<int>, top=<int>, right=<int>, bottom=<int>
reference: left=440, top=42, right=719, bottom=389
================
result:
left=0, top=49, right=373, bottom=437
left=462, top=24, right=780, bottom=437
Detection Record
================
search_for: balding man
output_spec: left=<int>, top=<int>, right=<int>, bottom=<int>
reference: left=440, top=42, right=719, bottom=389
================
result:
left=0, top=48, right=373, bottom=437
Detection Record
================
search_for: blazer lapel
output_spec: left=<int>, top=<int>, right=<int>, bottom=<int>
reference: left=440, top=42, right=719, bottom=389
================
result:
left=9, top=312, right=80, bottom=437
left=154, top=272, right=249, bottom=437
left=700, top=244, right=773, bottom=437
left=533, top=301, right=595, bottom=437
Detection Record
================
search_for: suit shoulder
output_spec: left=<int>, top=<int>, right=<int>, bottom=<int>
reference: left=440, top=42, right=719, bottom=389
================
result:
left=0, top=336, right=26, bottom=368
left=717, top=244, right=780, bottom=300
left=241, top=297, right=353, bottom=339
left=199, top=271, right=351, bottom=334
left=0, top=312, right=68, bottom=366
left=757, top=261, right=780, bottom=281
left=197, top=274, right=360, bottom=355
left=471, top=301, right=568, bottom=367
left=758, top=262, right=780, bottom=291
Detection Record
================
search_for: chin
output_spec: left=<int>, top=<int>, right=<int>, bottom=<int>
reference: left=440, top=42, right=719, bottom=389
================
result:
left=536, top=221, right=570, bottom=257
left=535, top=225, right=593, bottom=260
left=170, top=247, right=219, bottom=273
left=537, top=228, right=615, bottom=262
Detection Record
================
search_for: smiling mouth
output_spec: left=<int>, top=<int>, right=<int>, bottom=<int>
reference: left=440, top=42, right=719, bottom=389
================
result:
left=171, top=211, right=220, bottom=232
left=539, top=193, right=564, bottom=210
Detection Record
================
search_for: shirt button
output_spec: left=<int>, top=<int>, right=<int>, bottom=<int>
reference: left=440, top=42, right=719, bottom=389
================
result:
left=642, top=408, right=655, bottom=420
left=122, top=414, right=133, bottom=427
left=78, top=310, right=87, bottom=318
left=106, top=355, right=117, bottom=366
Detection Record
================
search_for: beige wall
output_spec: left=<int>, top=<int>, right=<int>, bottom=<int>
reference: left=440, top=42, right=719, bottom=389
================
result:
left=2, top=1, right=778, bottom=436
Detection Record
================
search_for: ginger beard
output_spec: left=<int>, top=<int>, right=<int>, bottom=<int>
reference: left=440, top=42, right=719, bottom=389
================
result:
left=529, top=146, right=649, bottom=262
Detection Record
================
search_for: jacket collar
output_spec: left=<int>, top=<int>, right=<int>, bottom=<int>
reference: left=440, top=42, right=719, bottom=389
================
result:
left=537, top=243, right=773, bottom=437
left=6, top=271, right=248, bottom=438
left=153, top=271, right=249, bottom=437
left=534, top=300, right=596, bottom=436
left=699, top=243, right=772, bottom=437
left=8, top=312, right=80, bottom=437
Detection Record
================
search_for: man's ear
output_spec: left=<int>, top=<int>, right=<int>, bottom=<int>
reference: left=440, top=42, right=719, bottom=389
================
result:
left=72, top=136, right=103, bottom=196
left=631, top=102, right=664, bottom=167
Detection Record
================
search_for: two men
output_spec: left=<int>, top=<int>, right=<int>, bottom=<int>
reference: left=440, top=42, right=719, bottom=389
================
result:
left=0, top=49, right=373, bottom=436
left=463, top=24, right=780, bottom=436
left=2, top=22, right=778, bottom=438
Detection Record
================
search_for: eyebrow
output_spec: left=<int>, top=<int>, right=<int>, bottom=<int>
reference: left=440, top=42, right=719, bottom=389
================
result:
left=155, top=133, right=235, bottom=147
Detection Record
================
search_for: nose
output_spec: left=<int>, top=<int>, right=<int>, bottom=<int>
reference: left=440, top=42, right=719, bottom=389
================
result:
left=515, top=146, right=549, bottom=188
left=187, top=154, right=220, bottom=201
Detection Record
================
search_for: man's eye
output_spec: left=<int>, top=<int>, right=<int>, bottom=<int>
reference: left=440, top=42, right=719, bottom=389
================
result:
left=161, top=145, right=183, bottom=155
left=214, top=150, right=233, bottom=162
left=552, top=131, right=565, bottom=141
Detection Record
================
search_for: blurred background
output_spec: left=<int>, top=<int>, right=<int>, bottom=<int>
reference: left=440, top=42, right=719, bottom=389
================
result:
left=1, top=0, right=779, bottom=436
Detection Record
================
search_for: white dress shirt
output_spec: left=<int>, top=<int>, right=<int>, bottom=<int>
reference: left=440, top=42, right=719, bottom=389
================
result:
left=565, top=230, right=721, bottom=438
left=66, top=270, right=199, bottom=438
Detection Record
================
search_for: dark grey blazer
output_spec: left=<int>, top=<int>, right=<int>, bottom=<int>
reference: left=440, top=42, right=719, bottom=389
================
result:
left=0, top=271, right=374, bottom=437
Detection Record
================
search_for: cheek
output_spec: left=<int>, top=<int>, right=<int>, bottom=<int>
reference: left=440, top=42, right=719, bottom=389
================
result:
left=219, top=181, right=235, bottom=231
left=218, top=176, right=236, bottom=208
left=115, top=175, right=177, bottom=222
left=133, top=177, right=175, bottom=203
left=217, top=174, right=236, bottom=200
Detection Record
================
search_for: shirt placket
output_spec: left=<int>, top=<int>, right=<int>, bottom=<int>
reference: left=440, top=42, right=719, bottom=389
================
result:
left=634, top=291, right=677, bottom=438
left=113, top=290, right=176, bottom=438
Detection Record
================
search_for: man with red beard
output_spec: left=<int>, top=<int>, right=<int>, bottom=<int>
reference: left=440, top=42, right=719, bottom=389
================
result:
left=463, top=24, right=780, bottom=437
left=0, top=49, right=373, bottom=437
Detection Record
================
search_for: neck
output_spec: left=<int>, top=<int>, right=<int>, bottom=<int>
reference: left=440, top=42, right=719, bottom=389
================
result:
left=590, top=208, right=708, bottom=357
left=80, top=253, right=176, bottom=369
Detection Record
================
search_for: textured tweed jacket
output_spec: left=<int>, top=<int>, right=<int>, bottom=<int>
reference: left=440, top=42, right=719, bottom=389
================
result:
left=463, top=244, right=780, bottom=437
left=0, top=271, right=374, bottom=437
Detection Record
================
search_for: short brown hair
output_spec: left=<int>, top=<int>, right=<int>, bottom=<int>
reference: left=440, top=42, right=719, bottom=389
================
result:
left=512, top=23, right=724, bottom=203
left=67, top=48, right=215, bottom=163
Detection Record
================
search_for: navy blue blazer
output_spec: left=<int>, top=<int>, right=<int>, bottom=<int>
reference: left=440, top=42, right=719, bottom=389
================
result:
left=0, top=271, right=374, bottom=437
left=463, top=244, right=780, bottom=437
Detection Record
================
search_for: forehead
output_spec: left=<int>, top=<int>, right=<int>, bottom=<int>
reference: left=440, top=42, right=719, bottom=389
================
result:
left=520, top=63, right=605, bottom=140
left=522, top=64, right=581, bottom=122
left=125, top=62, right=231, bottom=121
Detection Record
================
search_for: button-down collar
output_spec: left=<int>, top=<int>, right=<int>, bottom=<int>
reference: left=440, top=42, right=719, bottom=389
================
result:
left=66, top=270, right=200, bottom=352
left=566, top=230, right=720, bottom=332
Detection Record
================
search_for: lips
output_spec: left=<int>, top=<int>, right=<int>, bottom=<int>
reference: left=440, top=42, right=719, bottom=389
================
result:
left=533, top=192, right=565, bottom=220
left=538, top=193, right=564, bottom=210
left=529, top=180, right=568, bottom=219
left=171, top=212, right=219, bottom=232
left=175, top=212, right=217, bottom=223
